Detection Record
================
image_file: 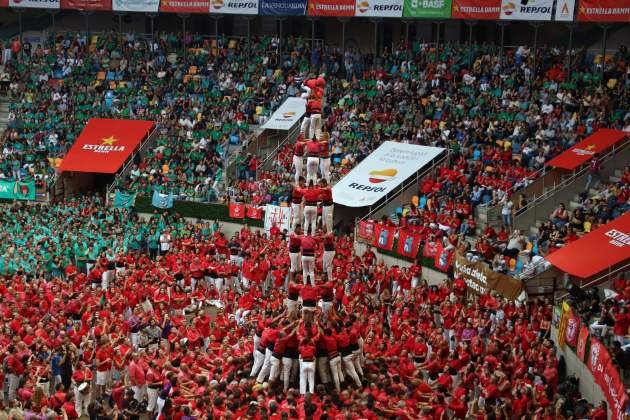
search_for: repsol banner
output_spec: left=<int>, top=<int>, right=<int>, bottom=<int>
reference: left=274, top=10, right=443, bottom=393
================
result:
left=260, top=0, right=306, bottom=14
left=453, top=252, right=525, bottom=300
left=355, top=0, right=403, bottom=17
left=499, top=0, right=553, bottom=20
left=210, top=0, right=258, bottom=13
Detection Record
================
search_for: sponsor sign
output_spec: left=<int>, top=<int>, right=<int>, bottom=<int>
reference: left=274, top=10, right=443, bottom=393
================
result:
left=577, top=0, right=630, bottom=22
left=554, top=0, right=575, bottom=20
left=61, top=0, right=111, bottom=9
left=355, top=0, right=403, bottom=17
left=0, top=180, right=36, bottom=201
left=588, top=338, right=629, bottom=420
left=499, top=0, right=553, bottom=20
left=403, top=0, right=452, bottom=18
left=453, top=252, right=525, bottom=300
left=210, top=0, right=258, bottom=14
left=9, top=0, right=60, bottom=8
left=264, top=205, right=292, bottom=234
left=451, top=0, right=500, bottom=19
left=160, top=0, right=210, bottom=12
left=112, top=0, right=159, bottom=11
left=260, top=0, right=307, bottom=14
left=262, top=97, right=306, bottom=131
left=59, top=119, right=155, bottom=174
left=547, top=129, right=627, bottom=170
left=308, top=0, right=355, bottom=16
left=332, top=142, right=444, bottom=207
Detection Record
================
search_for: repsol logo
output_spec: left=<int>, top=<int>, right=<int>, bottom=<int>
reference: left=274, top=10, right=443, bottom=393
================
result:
left=227, top=1, right=256, bottom=7
left=348, top=182, right=386, bottom=192
left=374, top=4, right=402, bottom=11
left=520, top=6, right=551, bottom=13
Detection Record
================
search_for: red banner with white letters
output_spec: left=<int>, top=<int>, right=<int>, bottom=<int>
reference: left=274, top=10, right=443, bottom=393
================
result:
left=547, top=128, right=627, bottom=170
left=587, top=337, right=628, bottom=420
left=229, top=203, right=245, bottom=219
left=452, top=0, right=500, bottom=19
left=308, top=0, right=355, bottom=16
left=565, top=308, right=580, bottom=347
left=397, top=230, right=421, bottom=259
left=357, top=220, right=375, bottom=243
left=61, top=0, right=111, bottom=10
left=245, top=204, right=263, bottom=220
left=576, top=324, right=589, bottom=363
left=577, top=0, right=630, bottom=22
left=159, top=0, right=210, bottom=13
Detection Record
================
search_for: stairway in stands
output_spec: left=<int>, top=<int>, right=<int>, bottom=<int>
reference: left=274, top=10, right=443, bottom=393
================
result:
left=0, top=96, right=9, bottom=135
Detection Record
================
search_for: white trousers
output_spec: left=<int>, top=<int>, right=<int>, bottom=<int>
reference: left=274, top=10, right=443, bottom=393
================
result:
left=269, top=356, right=281, bottom=382
left=289, top=252, right=301, bottom=273
left=319, top=157, right=331, bottom=183
left=286, top=299, right=298, bottom=317
left=8, top=374, right=20, bottom=400
left=301, top=255, right=315, bottom=285
left=300, top=116, right=311, bottom=139
left=74, top=387, right=91, bottom=417
left=322, top=204, right=334, bottom=233
left=132, top=384, right=146, bottom=403
left=102, top=270, right=114, bottom=290
left=309, top=113, right=322, bottom=140
left=323, top=249, right=335, bottom=279
left=256, top=348, right=273, bottom=383
left=303, top=205, right=317, bottom=236
left=319, top=300, right=333, bottom=322
left=342, top=354, right=362, bottom=387
left=147, top=387, right=159, bottom=412
left=293, top=155, right=304, bottom=184
left=329, top=355, right=344, bottom=392
left=291, top=203, right=303, bottom=231
left=250, top=349, right=265, bottom=378
left=306, top=157, right=319, bottom=185
left=299, top=360, right=315, bottom=395
left=281, top=357, right=298, bottom=391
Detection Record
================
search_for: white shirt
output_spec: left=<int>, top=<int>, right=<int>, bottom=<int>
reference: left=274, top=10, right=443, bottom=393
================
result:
left=159, top=234, right=171, bottom=251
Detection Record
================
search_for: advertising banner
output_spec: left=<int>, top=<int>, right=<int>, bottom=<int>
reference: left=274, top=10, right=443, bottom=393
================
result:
left=576, top=324, right=589, bottom=362
left=332, top=142, right=444, bottom=207
left=245, top=204, right=263, bottom=219
left=499, top=0, right=553, bottom=20
left=260, top=0, right=307, bottom=14
left=59, top=119, right=155, bottom=174
left=308, top=0, right=355, bottom=16
left=577, top=0, right=630, bottom=22
left=403, top=0, right=452, bottom=18
left=547, top=129, right=627, bottom=170
left=159, top=0, right=210, bottom=13
left=372, top=224, right=395, bottom=251
left=264, top=205, right=292, bottom=234
left=397, top=229, right=421, bottom=258
left=210, top=0, right=258, bottom=13
left=565, top=307, right=580, bottom=347
left=554, top=0, right=575, bottom=20
left=9, top=0, right=60, bottom=8
left=0, top=180, right=36, bottom=201
left=355, top=0, right=403, bottom=17
left=61, top=0, right=111, bottom=9
left=112, top=0, right=159, bottom=11
left=588, top=338, right=629, bottom=420
left=451, top=0, right=500, bottom=19
left=453, top=252, right=525, bottom=300
left=262, top=97, right=307, bottom=131
left=357, top=220, right=375, bottom=243
left=229, top=202, right=245, bottom=219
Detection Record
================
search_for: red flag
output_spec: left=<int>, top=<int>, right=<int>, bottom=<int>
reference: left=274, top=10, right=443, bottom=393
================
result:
left=423, top=240, right=438, bottom=258
left=588, top=337, right=628, bottom=420
left=229, top=203, right=245, bottom=219
left=565, top=308, right=580, bottom=347
left=576, top=325, right=589, bottom=362
left=434, top=242, right=453, bottom=272
left=397, top=230, right=421, bottom=259
left=357, top=220, right=375, bottom=242
left=372, top=224, right=395, bottom=251
left=246, top=205, right=263, bottom=220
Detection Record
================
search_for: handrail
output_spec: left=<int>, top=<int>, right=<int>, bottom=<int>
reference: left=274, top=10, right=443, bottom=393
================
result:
left=481, top=164, right=547, bottom=215
left=107, top=124, right=159, bottom=194
left=258, top=122, right=301, bottom=171
left=359, top=150, right=450, bottom=223
left=513, top=138, right=629, bottom=222
left=556, top=261, right=630, bottom=302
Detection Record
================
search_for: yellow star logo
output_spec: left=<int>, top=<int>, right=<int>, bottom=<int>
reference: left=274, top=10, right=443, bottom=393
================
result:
left=579, top=6, right=585, bottom=14
left=454, top=5, right=459, bottom=12
left=585, top=144, right=596, bottom=150
left=101, top=136, right=119, bottom=146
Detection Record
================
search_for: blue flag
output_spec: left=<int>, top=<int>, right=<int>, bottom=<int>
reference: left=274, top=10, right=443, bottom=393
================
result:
left=152, top=189, right=173, bottom=209
left=113, top=189, right=136, bottom=208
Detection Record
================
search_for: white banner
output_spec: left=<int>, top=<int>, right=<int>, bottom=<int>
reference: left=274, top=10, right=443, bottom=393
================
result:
left=210, top=0, right=258, bottom=14
left=332, top=142, right=445, bottom=207
left=9, top=0, right=60, bottom=8
left=354, top=0, right=403, bottom=17
left=262, top=97, right=306, bottom=131
left=554, top=0, right=575, bottom=21
left=264, top=205, right=292, bottom=234
left=112, top=0, right=159, bottom=11
left=500, top=0, right=553, bottom=21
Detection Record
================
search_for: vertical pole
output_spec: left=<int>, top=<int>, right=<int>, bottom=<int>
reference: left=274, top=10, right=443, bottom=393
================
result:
left=600, top=25, right=609, bottom=82
left=435, top=21, right=440, bottom=62
left=311, top=19, right=315, bottom=48
left=404, top=21, right=409, bottom=46
left=341, top=20, right=346, bottom=51
left=373, top=20, right=378, bottom=55
left=119, top=14, right=123, bottom=38
left=467, top=21, right=475, bottom=69
left=215, top=17, right=219, bottom=42
left=247, top=18, right=251, bottom=58
left=566, top=24, right=574, bottom=74
left=180, top=15, right=188, bottom=62
left=149, top=14, right=155, bottom=54
left=278, top=19, right=283, bottom=54
left=499, top=23, right=506, bottom=70
left=532, top=23, right=540, bottom=80
left=18, top=10, right=23, bottom=47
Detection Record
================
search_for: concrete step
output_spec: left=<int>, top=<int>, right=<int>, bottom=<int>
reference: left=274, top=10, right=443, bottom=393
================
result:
left=614, top=168, right=623, bottom=177
left=609, top=176, right=621, bottom=183
left=569, top=201, right=581, bottom=210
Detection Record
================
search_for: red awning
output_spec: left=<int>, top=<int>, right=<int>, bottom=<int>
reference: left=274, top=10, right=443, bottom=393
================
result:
left=59, top=119, right=155, bottom=173
left=546, top=212, right=630, bottom=278
left=547, top=129, right=627, bottom=170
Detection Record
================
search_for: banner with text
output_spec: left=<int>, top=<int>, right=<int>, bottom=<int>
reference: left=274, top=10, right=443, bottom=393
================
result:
left=499, top=0, right=553, bottom=20
left=403, top=0, right=452, bottom=18
left=112, top=0, right=159, bottom=11
left=260, top=0, right=307, bottom=14
left=555, top=0, right=575, bottom=20
left=9, top=0, right=60, bottom=8
left=210, top=0, right=258, bottom=13
left=264, top=205, right=292, bottom=234
left=160, top=0, right=210, bottom=12
left=61, top=0, right=111, bottom=9
left=308, top=0, right=355, bottom=15
left=577, top=0, right=630, bottom=22
left=453, top=252, right=525, bottom=300
left=0, top=180, right=36, bottom=201
left=452, top=0, right=500, bottom=19
left=587, top=338, right=629, bottom=420
left=355, top=0, right=403, bottom=17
